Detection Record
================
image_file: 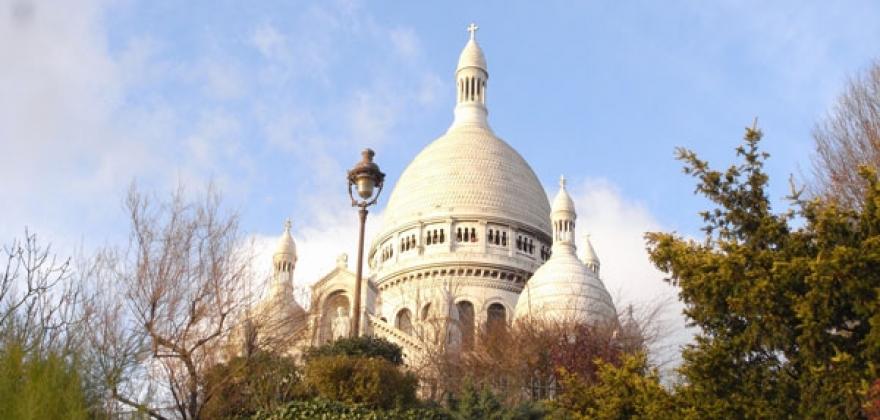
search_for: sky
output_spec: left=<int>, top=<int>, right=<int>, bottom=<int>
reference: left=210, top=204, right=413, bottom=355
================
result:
left=3, top=0, right=880, bottom=361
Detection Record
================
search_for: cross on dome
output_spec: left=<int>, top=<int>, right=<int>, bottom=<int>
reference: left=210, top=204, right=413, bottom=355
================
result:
left=467, top=23, right=479, bottom=40
left=284, top=218, right=292, bottom=232
left=559, top=175, right=566, bottom=189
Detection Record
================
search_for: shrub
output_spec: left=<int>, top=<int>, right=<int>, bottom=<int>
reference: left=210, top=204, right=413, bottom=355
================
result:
left=303, top=355, right=418, bottom=409
left=252, top=398, right=448, bottom=420
left=0, top=342, right=90, bottom=419
left=445, top=382, right=547, bottom=420
left=201, top=351, right=303, bottom=419
left=304, top=336, right=404, bottom=365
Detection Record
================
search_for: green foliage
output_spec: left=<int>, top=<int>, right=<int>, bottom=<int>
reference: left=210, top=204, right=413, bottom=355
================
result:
left=252, top=398, right=448, bottom=420
left=646, top=124, right=880, bottom=418
left=0, top=342, right=90, bottom=420
left=550, top=353, right=675, bottom=419
left=202, top=351, right=303, bottom=419
left=304, top=336, right=404, bottom=365
left=303, top=355, right=418, bottom=409
left=445, top=383, right=547, bottom=420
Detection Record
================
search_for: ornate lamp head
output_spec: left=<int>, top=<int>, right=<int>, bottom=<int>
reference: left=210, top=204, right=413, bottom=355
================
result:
left=347, top=148, right=386, bottom=207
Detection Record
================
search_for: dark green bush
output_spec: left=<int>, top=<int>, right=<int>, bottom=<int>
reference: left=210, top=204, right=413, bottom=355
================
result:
left=303, top=355, right=418, bottom=409
left=304, top=336, right=404, bottom=365
left=445, top=382, right=547, bottom=420
left=252, top=398, right=449, bottom=420
left=202, top=351, right=303, bottom=419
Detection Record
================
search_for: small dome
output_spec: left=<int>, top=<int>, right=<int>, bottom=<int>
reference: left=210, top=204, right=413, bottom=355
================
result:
left=274, top=219, right=297, bottom=262
left=457, top=23, right=486, bottom=72
left=514, top=250, right=616, bottom=323
left=457, top=39, right=487, bottom=72
left=581, top=235, right=599, bottom=266
left=515, top=181, right=615, bottom=324
left=551, top=176, right=576, bottom=216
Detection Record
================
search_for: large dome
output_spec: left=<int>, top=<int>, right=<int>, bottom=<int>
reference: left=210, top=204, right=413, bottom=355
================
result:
left=378, top=124, right=551, bottom=237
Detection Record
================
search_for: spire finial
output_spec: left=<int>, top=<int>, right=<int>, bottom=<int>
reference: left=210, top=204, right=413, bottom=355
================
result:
left=467, top=22, right=479, bottom=40
left=559, top=175, right=566, bottom=189
left=284, top=218, right=292, bottom=232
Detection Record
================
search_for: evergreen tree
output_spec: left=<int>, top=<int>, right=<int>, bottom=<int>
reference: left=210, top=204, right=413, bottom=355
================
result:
left=646, top=123, right=880, bottom=418
left=0, top=341, right=90, bottom=419
left=550, top=353, right=675, bottom=419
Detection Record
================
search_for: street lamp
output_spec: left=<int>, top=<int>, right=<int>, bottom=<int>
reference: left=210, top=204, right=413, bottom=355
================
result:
left=347, top=148, right=385, bottom=337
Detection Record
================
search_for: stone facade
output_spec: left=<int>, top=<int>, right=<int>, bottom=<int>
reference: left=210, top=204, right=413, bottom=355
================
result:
left=251, top=25, right=617, bottom=362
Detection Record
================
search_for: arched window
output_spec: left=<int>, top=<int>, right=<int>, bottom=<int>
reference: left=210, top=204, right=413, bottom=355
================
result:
left=396, top=308, right=413, bottom=335
left=516, top=236, right=522, bottom=250
left=487, top=303, right=507, bottom=335
left=502, top=232, right=507, bottom=246
left=439, top=229, right=445, bottom=243
left=457, top=228, right=462, bottom=242
left=488, top=229, right=494, bottom=243
left=457, top=301, right=475, bottom=351
left=470, top=228, right=477, bottom=242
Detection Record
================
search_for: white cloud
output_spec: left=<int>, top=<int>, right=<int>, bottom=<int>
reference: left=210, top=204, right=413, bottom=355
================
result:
left=251, top=23, right=287, bottom=61
left=346, top=90, right=398, bottom=147
left=389, top=27, right=419, bottom=59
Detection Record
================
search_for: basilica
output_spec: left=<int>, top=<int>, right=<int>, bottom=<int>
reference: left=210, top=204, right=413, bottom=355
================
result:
left=251, top=25, right=617, bottom=361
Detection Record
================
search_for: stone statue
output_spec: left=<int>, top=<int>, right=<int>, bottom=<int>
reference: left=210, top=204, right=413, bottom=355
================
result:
left=331, top=306, right=349, bottom=339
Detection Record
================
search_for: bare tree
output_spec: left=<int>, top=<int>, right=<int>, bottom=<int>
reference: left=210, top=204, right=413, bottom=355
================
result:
left=87, top=185, right=253, bottom=419
left=0, top=229, right=86, bottom=357
left=811, top=61, right=880, bottom=209
left=450, top=299, right=672, bottom=406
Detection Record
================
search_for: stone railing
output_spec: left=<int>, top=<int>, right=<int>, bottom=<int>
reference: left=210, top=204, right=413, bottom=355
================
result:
left=367, top=315, right=424, bottom=358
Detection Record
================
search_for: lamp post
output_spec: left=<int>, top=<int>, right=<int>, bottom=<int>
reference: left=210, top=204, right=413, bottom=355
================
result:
left=346, top=148, right=385, bottom=338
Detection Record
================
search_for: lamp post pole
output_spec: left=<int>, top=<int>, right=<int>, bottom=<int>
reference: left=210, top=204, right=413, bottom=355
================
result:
left=352, top=207, right=367, bottom=337
left=347, top=149, right=385, bottom=338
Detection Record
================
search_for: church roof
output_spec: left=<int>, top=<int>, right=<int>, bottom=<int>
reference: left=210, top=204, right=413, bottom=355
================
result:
left=274, top=219, right=296, bottom=261
left=551, top=176, right=576, bottom=216
left=581, top=235, right=599, bottom=266
left=515, top=181, right=615, bottom=324
left=377, top=126, right=551, bottom=237
left=456, top=23, right=487, bottom=72
left=514, top=249, right=615, bottom=323
left=374, top=23, right=550, bottom=241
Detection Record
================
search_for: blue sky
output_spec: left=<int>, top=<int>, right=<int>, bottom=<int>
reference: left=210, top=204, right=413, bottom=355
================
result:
left=3, top=1, right=880, bottom=353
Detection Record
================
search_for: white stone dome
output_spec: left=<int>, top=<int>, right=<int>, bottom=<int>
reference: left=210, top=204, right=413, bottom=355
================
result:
left=551, top=176, right=576, bottom=216
left=457, top=38, right=487, bottom=72
left=514, top=180, right=615, bottom=324
left=514, top=250, right=616, bottom=323
left=377, top=124, right=551, bottom=236
left=274, top=220, right=296, bottom=262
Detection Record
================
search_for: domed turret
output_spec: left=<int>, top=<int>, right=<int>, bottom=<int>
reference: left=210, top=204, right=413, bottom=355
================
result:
left=274, top=219, right=297, bottom=269
left=514, top=177, right=616, bottom=324
left=252, top=220, right=305, bottom=348
left=581, top=234, right=600, bottom=274
left=452, top=22, right=490, bottom=129
left=551, top=176, right=577, bottom=246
